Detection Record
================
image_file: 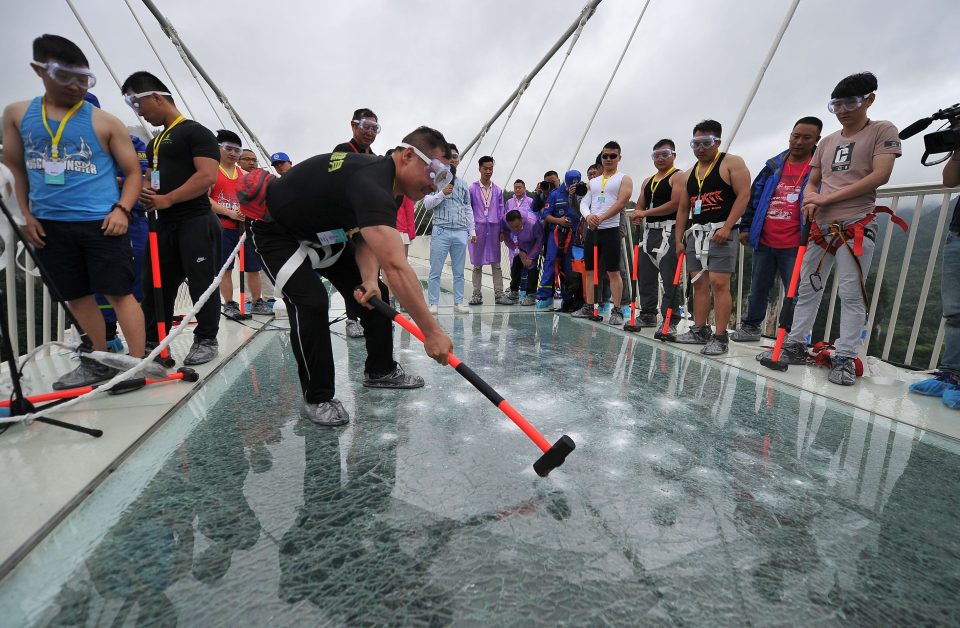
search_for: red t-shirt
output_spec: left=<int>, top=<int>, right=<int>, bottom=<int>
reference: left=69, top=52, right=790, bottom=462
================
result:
left=212, top=165, right=245, bottom=230
left=760, top=160, right=809, bottom=248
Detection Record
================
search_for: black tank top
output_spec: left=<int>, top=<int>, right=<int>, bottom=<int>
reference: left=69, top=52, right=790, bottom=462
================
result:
left=643, top=168, right=677, bottom=223
left=685, top=152, right=736, bottom=225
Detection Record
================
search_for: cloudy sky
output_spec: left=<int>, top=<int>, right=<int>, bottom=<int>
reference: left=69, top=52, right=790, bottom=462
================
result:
left=2, top=0, right=958, bottom=188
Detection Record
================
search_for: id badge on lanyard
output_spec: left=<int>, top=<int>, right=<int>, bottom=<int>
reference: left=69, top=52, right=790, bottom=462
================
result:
left=43, top=159, right=66, bottom=186
left=694, top=199, right=703, bottom=215
left=151, top=170, right=161, bottom=190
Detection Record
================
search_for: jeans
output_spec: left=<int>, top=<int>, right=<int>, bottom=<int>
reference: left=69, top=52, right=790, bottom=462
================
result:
left=787, top=221, right=876, bottom=358
left=742, top=244, right=798, bottom=327
left=428, top=226, right=468, bottom=305
left=940, top=232, right=960, bottom=374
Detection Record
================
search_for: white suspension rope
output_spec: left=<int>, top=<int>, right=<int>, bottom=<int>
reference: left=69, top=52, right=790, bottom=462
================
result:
left=63, top=0, right=153, bottom=138
left=488, top=87, right=527, bottom=158
left=121, top=0, right=197, bottom=121
left=566, top=0, right=652, bottom=171
left=0, top=233, right=248, bottom=426
left=724, top=0, right=801, bottom=150
left=504, top=14, right=589, bottom=186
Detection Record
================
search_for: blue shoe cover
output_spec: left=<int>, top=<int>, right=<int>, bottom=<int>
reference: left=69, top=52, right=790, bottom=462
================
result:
left=943, top=388, right=960, bottom=409
left=909, top=372, right=959, bottom=397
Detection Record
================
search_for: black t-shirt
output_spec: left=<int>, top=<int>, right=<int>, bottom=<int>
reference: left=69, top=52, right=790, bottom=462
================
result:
left=333, top=140, right=374, bottom=155
left=146, top=119, right=220, bottom=222
left=265, top=152, right=400, bottom=241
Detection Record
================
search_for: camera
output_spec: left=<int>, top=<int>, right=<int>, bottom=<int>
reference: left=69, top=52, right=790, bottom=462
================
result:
left=574, top=181, right=588, bottom=196
left=899, top=103, right=960, bottom=166
left=539, top=180, right=556, bottom=195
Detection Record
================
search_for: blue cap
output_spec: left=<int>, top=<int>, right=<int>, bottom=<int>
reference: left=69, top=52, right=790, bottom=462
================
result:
left=564, top=169, right=582, bottom=187
left=83, top=92, right=101, bottom=108
left=270, top=152, right=291, bottom=164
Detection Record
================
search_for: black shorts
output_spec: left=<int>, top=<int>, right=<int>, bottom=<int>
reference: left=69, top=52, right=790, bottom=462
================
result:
left=584, top=226, right=621, bottom=272
left=221, top=224, right=262, bottom=272
left=37, top=219, right=135, bottom=301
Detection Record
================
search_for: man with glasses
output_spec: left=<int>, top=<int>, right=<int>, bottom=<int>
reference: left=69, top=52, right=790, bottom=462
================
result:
left=760, top=72, right=901, bottom=386
left=424, top=143, right=472, bottom=314
left=2, top=35, right=146, bottom=388
left=632, top=139, right=685, bottom=332
left=673, top=120, right=752, bottom=355
left=239, top=148, right=259, bottom=172
left=731, top=117, right=822, bottom=342
left=240, top=128, right=455, bottom=426
left=121, top=70, right=222, bottom=366
left=573, top=141, right=634, bottom=325
left=333, top=108, right=380, bottom=337
left=211, top=130, right=270, bottom=317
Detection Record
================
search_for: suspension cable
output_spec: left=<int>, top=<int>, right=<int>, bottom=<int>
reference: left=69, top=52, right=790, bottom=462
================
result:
left=121, top=0, right=197, bottom=121
left=63, top=0, right=153, bottom=138
left=566, top=0, right=651, bottom=171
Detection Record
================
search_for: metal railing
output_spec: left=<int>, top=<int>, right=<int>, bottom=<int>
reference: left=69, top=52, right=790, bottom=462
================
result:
left=412, top=183, right=958, bottom=369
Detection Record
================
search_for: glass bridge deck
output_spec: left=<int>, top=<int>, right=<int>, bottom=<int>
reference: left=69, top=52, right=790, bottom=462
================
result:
left=1, top=311, right=958, bottom=626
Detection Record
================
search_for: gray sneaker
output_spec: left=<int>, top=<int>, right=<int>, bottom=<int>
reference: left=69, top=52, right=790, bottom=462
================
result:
left=701, top=333, right=729, bottom=356
left=828, top=356, right=857, bottom=386
left=222, top=300, right=241, bottom=319
left=508, top=291, right=520, bottom=301
left=469, top=292, right=483, bottom=305
left=183, top=337, right=219, bottom=366
left=345, top=319, right=364, bottom=338
left=571, top=304, right=596, bottom=319
left=609, top=309, right=625, bottom=326
left=495, top=294, right=516, bottom=305
left=673, top=325, right=712, bottom=344
left=363, top=363, right=425, bottom=389
left=52, top=356, right=118, bottom=390
left=301, top=399, right=349, bottom=426
left=251, top=299, right=273, bottom=315
left=638, top=312, right=659, bottom=327
left=730, top=324, right=762, bottom=342
left=756, top=340, right=808, bottom=365
left=653, top=323, right=679, bottom=340
left=521, top=294, right=536, bottom=306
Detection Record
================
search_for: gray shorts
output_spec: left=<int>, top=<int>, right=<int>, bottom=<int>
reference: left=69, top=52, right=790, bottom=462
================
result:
left=685, top=230, right=738, bottom=274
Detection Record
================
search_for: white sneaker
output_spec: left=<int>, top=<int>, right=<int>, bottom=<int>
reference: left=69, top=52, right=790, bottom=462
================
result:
left=429, top=304, right=439, bottom=315
left=453, top=304, right=471, bottom=314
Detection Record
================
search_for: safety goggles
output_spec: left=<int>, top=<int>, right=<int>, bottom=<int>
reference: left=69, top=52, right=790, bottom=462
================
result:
left=827, top=94, right=870, bottom=114
left=690, top=136, right=719, bottom=149
left=352, top=119, right=382, bottom=134
left=651, top=149, right=676, bottom=159
left=32, top=61, right=97, bottom=89
left=600, top=152, right=620, bottom=160
left=219, top=143, right=242, bottom=155
left=399, top=142, right=452, bottom=189
left=123, top=91, right=172, bottom=111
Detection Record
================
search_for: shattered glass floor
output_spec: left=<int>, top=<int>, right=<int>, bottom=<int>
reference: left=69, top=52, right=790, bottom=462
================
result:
left=2, top=311, right=959, bottom=626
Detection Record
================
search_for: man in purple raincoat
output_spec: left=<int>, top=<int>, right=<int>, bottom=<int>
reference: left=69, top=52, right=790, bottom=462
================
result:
left=467, top=156, right=512, bottom=305
left=502, top=208, right=543, bottom=305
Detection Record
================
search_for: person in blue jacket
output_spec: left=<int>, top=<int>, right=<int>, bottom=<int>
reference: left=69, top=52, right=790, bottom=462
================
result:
left=536, top=169, right=582, bottom=309
left=730, top=117, right=822, bottom=342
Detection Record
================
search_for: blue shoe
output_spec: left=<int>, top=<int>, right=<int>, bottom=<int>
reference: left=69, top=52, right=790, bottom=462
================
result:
left=909, top=371, right=960, bottom=397
left=106, top=336, right=125, bottom=353
left=599, top=302, right=612, bottom=316
left=536, top=298, right=554, bottom=310
left=621, top=306, right=631, bottom=318
left=943, top=389, right=960, bottom=409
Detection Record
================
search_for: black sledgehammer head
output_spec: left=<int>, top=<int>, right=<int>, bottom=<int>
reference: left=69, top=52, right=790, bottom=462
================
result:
left=177, top=367, right=200, bottom=382
left=623, top=323, right=641, bottom=332
left=759, top=356, right=789, bottom=372
left=533, top=435, right=576, bottom=477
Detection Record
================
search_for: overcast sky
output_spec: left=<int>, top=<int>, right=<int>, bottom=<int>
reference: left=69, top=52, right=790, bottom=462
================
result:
left=2, top=0, right=958, bottom=188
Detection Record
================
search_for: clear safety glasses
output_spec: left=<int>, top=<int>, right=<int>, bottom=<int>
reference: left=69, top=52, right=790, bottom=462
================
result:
left=827, top=94, right=870, bottom=114
left=219, top=143, right=243, bottom=155
left=690, top=136, right=719, bottom=149
left=32, top=61, right=96, bottom=89
left=399, top=142, right=452, bottom=189
left=651, top=149, right=676, bottom=160
left=123, top=91, right=172, bottom=112
left=353, top=119, right=382, bottom=134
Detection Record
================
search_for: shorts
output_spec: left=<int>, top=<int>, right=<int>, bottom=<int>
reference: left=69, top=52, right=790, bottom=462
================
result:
left=400, top=232, right=411, bottom=246
left=685, top=230, right=738, bottom=274
left=37, top=219, right=135, bottom=301
left=221, top=224, right=262, bottom=272
left=584, top=226, right=621, bottom=272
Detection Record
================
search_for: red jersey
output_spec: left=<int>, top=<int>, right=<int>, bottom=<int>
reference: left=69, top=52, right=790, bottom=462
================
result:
left=212, top=164, right=245, bottom=230
left=760, top=160, right=809, bottom=248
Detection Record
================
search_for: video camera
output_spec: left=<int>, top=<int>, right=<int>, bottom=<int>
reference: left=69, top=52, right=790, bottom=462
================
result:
left=899, top=103, right=960, bottom=166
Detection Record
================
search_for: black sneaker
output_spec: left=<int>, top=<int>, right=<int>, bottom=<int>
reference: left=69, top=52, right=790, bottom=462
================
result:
left=730, top=324, right=762, bottom=342
left=672, top=325, right=712, bottom=344
left=52, top=356, right=118, bottom=390
left=638, top=312, right=659, bottom=327
left=701, top=333, right=729, bottom=356
left=300, top=399, right=349, bottom=426
left=184, top=337, right=219, bottom=366
left=363, top=364, right=425, bottom=389
left=756, top=340, right=808, bottom=366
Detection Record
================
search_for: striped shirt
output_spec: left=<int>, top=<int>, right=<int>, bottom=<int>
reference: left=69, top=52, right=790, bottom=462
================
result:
left=423, top=176, right=476, bottom=235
